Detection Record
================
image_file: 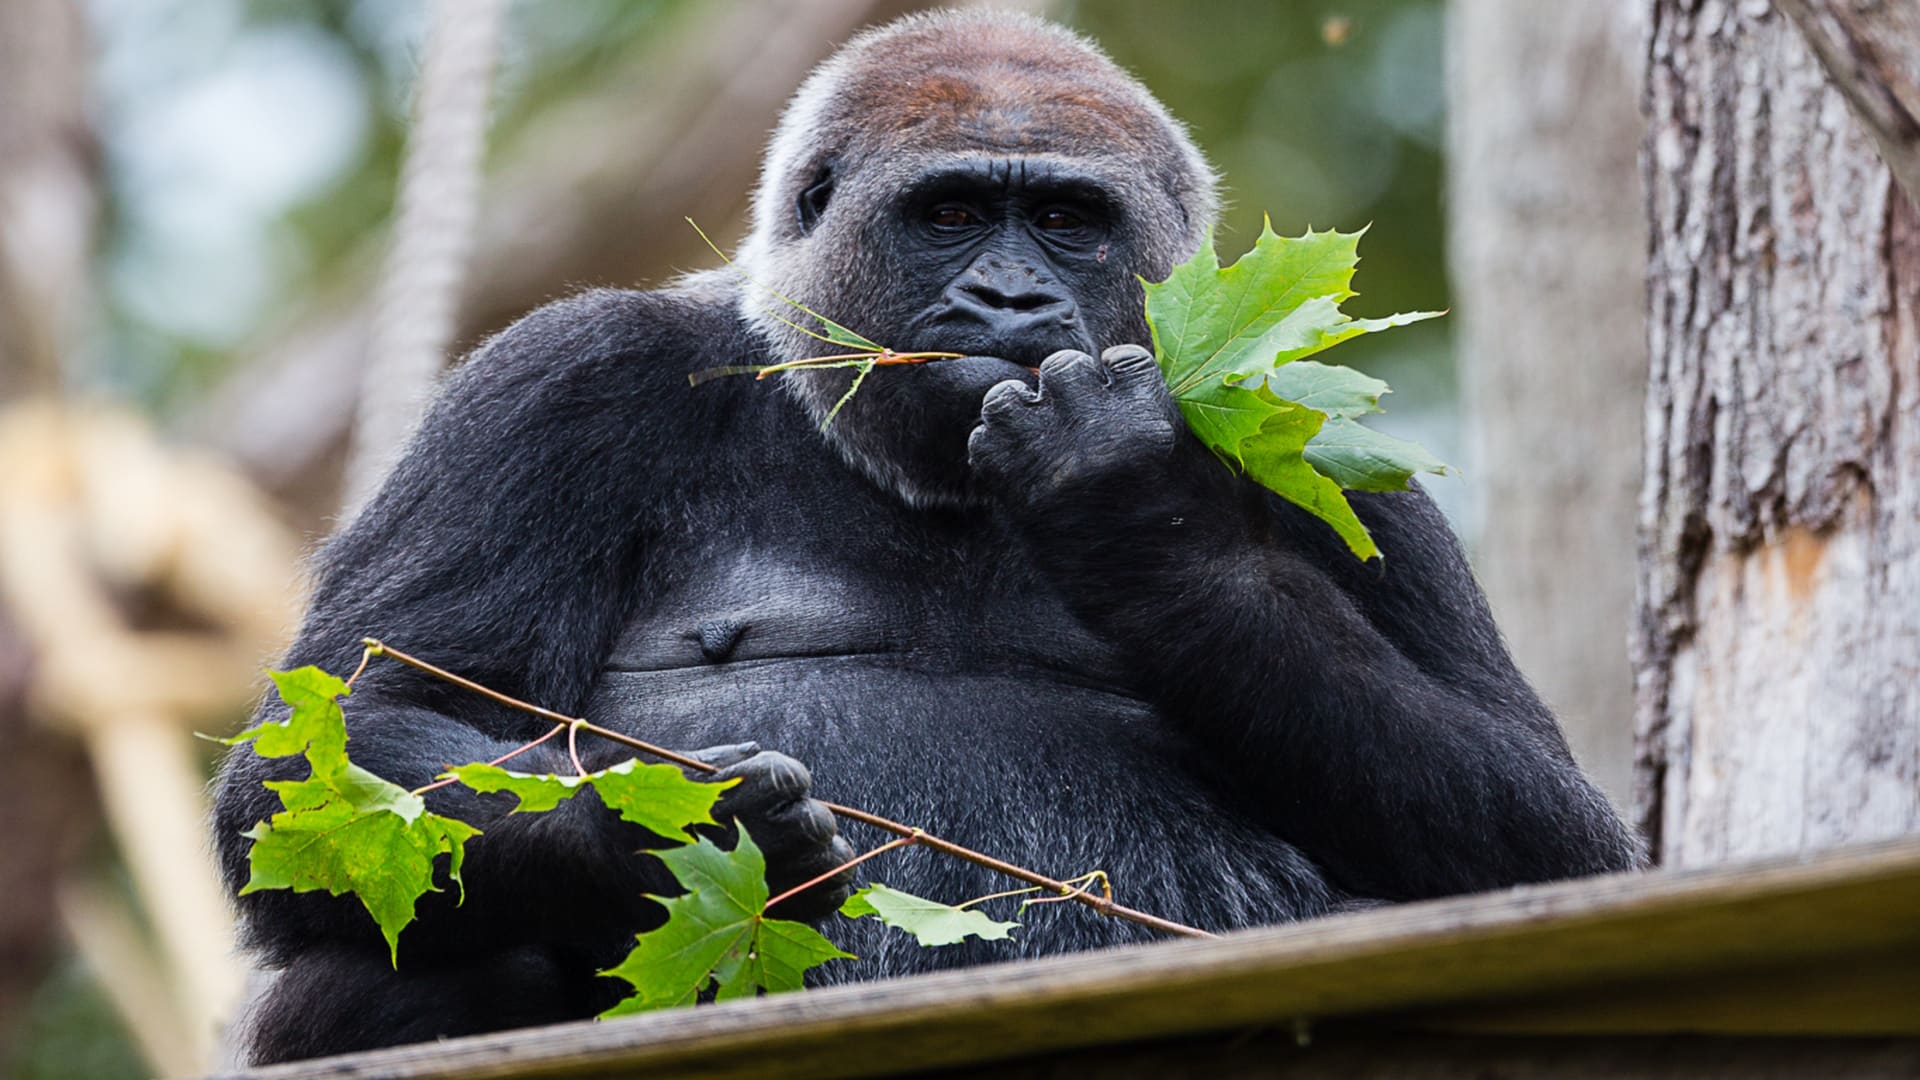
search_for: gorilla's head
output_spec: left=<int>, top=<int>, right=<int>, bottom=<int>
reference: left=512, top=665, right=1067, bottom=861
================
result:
left=733, top=10, right=1218, bottom=508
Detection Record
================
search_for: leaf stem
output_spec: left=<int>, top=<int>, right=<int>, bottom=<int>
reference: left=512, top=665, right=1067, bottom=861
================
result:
left=343, top=645, right=376, bottom=690
left=818, top=802, right=1212, bottom=939
left=361, top=639, right=1216, bottom=940
left=567, top=719, right=588, bottom=778
left=764, top=833, right=917, bottom=913
left=410, top=721, right=567, bottom=796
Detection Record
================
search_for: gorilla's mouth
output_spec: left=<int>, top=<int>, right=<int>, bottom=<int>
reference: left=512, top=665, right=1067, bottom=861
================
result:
left=906, top=317, right=1096, bottom=372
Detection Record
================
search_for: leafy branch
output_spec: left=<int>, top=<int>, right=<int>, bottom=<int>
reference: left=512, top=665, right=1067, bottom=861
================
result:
left=364, top=638, right=1211, bottom=942
left=222, top=638, right=1211, bottom=1016
left=691, top=217, right=1450, bottom=560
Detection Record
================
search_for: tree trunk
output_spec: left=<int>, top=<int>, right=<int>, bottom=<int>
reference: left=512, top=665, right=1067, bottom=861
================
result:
left=1448, top=1, right=1648, bottom=807
left=1636, top=0, right=1920, bottom=867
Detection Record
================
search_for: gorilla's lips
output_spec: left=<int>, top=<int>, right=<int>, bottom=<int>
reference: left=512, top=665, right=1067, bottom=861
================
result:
left=939, top=355, right=1040, bottom=384
left=907, top=303, right=1095, bottom=371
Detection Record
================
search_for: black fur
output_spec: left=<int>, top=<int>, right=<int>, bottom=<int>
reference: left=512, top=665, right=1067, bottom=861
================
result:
left=214, top=13, right=1637, bottom=1065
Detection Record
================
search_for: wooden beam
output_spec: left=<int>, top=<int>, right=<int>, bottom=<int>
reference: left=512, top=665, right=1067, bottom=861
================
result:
left=232, top=838, right=1920, bottom=1079
left=928, top=1034, right=1920, bottom=1080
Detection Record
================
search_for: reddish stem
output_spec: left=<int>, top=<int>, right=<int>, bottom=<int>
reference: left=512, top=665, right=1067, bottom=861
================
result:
left=343, top=646, right=375, bottom=690
left=765, top=833, right=917, bottom=913
left=411, top=721, right=567, bottom=796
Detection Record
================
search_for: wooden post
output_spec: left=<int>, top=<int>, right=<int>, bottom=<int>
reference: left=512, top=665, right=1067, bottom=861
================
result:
left=1448, top=0, right=1648, bottom=807
left=1635, top=0, right=1920, bottom=866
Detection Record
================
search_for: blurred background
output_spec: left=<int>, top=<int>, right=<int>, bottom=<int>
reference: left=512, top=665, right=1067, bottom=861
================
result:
left=0, top=1, right=1643, bottom=1075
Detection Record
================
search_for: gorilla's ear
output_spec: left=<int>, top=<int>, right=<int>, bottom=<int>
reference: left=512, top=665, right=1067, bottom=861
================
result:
left=796, top=161, right=836, bottom=235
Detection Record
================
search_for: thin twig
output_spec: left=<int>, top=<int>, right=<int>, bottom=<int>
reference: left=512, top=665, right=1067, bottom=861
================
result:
left=343, top=646, right=376, bottom=690
left=411, top=722, right=566, bottom=796
left=765, top=833, right=917, bottom=913
left=820, top=802, right=1212, bottom=939
left=361, top=639, right=1216, bottom=940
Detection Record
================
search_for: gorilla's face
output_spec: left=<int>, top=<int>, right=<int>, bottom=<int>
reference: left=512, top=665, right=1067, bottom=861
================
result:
left=772, top=152, right=1169, bottom=508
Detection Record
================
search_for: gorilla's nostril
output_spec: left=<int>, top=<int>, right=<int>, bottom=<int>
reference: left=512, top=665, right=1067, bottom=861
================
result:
left=964, top=284, right=1060, bottom=313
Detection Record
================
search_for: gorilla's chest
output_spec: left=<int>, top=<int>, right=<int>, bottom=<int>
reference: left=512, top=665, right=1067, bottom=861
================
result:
left=604, top=506, right=1116, bottom=677
left=583, top=469, right=1141, bottom=745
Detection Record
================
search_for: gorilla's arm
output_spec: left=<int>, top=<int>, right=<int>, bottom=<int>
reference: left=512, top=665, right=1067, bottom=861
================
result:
left=971, top=348, right=1640, bottom=903
left=213, top=289, right=849, bottom=968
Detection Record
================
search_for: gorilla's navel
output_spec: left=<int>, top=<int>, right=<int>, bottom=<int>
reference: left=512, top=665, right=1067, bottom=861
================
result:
left=692, top=618, right=748, bottom=663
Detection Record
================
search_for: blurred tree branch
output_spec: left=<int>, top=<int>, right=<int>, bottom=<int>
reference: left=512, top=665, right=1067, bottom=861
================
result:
left=0, top=0, right=100, bottom=1060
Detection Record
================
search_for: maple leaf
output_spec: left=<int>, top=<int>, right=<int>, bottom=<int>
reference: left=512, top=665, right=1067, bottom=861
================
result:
left=1145, top=222, right=1447, bottom=560
left=219, top=666, right=352, bottom=777
left=226, top=669, right=480, bottom=964
left=599, top=827, right=852, bottom=1016
left=839, top=883, right=1019, bottom=947
left=445, top=759, right=734, bottom=843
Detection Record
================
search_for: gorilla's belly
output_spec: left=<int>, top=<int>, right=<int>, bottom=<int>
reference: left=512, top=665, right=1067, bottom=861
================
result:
left=581, top=653, right=1338, bottom=974
left=575, top=549, right=1340, bottom=968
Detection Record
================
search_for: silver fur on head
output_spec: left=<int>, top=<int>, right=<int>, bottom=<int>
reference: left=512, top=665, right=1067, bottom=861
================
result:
left=729, top=8, right=1220, bottom=508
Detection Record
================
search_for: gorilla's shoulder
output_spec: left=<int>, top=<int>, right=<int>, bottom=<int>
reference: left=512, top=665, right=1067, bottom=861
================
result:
left=398, top=277, right=762, bottom=486
left=460, top=277, right=753, bottom=389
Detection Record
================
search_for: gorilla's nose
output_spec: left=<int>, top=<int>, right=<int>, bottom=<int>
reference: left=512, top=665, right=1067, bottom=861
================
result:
left=943, top=263, right=1075, bottom=334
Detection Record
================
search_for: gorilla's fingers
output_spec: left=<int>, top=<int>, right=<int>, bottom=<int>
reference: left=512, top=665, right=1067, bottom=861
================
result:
left=713, top=750, right=813, bottom=820
left=981, top=378, right=1040, bottom=415
left=1099, top=344, right=1181, bottom=425
left=752, top=795, right=839, bottom=860
left=682, top=742, right=761, bottom=772
left=765, top=833, right=857, bottom=922
left=1037, top=350, right=1106, bottom=398
left=1100, top=343, right=1156, bottom=379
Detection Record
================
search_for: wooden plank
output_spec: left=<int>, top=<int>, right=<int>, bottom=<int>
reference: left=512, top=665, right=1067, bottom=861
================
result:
left=1413, top=952, right=1920, bottom=1035
left=232, top=838, right=1920, bottom=1080
left=921, top=1034, right=1920, bottom=1079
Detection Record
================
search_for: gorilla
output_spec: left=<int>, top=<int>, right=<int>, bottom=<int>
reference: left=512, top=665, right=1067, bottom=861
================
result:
left=216, top=10, right=1638, bottom=1065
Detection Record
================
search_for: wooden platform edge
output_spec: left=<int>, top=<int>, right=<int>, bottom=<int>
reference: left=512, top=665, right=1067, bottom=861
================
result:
left=233, top=837, right=1920, bottom=1080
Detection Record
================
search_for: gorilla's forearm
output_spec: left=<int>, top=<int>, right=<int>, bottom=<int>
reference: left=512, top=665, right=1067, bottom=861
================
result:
left=1006, top=467, right=1640, bottom=901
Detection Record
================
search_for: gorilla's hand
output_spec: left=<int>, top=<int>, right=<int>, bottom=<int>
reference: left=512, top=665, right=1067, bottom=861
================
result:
left=684, top=743, right=855, bottom=922
left=966, top=345, right=1183, bottom=506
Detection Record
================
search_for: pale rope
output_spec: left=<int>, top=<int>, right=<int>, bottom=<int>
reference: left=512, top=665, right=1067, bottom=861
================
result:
left=344, top=0, right=507, bottom=515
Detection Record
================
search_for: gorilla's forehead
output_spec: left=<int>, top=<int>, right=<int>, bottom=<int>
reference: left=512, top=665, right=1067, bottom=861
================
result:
left=817, top=20, right=1177, bottom=162
left=839, top=71, right=1159, bottom=159
left=880, top=151, right=1132, bottom=200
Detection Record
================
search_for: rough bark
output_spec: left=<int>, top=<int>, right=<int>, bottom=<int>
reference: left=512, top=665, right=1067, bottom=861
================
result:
left=1775, top=0, right=1920, bottom=206
left=1448, top=1, right=1648, bottom=806
left=1636, top=0, right=1920, bottom=866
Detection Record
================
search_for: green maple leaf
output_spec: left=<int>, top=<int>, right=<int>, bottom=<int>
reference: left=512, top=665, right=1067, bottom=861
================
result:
left=446, top=759, right=734, bottom=843
left=599, top=827, right=852, bottom=1016
left=243, top=769, right=479, bottom=965
left=1304, top=417, right=1451, bottom=493
left=219, top=667, right=351, bottom=777
left=227, top=667, right=481, bottom=964
left=1145, top=222, right=1448, bottom=560
left=839, top=883, right=1019, bottom=947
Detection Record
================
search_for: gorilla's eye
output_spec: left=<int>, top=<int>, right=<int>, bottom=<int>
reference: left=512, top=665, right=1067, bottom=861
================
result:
left=1035, top=207, right=1086, bottom=232
left=928, top=205, right=979, bottom=231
